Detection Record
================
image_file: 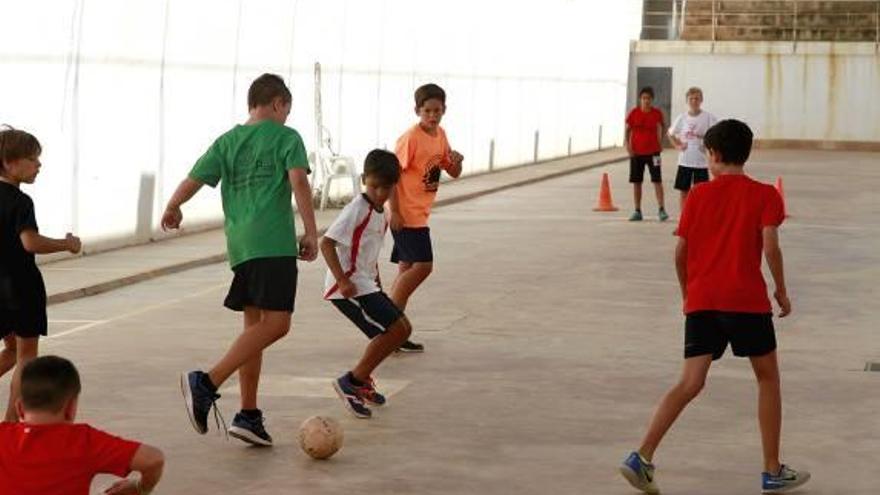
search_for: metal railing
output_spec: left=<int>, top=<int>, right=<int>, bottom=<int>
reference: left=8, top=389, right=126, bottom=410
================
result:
left=643, top=0, right=880, bottom=46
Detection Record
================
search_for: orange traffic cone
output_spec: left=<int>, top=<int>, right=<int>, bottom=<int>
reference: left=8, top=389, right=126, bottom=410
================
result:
left=774, top=176, right=789, bottom=218
left=593, top=173, right=619, bottom=212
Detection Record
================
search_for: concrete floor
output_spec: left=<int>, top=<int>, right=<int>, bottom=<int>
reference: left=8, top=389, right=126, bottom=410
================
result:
left=9, top=150, right=878, bottom=494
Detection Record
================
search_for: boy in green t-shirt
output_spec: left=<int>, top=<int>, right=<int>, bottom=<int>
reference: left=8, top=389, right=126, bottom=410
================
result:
left=161, top=73, right=318, bottom=446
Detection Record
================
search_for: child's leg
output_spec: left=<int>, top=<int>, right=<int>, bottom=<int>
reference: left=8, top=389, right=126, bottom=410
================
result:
left=352, top=317, right=412, bottom=382
left=389, top=262, right=433, bottom=311
left=330, top=299, right=384, bottom=339
left=0, top=335, right=17, bottom=377
left=638, top=354, right=713, bottom=460
left=652, top=182, right=665, bottom=210
left=749, top=351, right=782, bottom=473
left=4, top=336, right=38, bottom=421
left=237, top=307, right=263, bottom=411
left=207, top=307, right=291, bottom=390
left=679, top=190, right=689, bottom=211
left=632, top=183, right=643, bottom=211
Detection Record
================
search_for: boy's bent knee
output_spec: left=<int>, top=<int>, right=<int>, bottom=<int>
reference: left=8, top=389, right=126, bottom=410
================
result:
left=390, top=317, right=412, bottom=339
left=677, top=379, right=705, bottom=399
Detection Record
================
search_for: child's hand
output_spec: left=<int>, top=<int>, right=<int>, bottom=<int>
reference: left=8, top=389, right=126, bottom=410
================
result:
left=338, top=277, right=356, bottom=298
left=65, top=233, right=81, bottom=254
left=103, top=478, right=140, bottom=495
left=389, top=211, right=404, bottom=232
left=774, top=289, right=791, bottom=318
left=161, top=206, right=182, bottom=231
left=677, top=142, right=688, bottom=151
left=449, top=150, right=464, bottom=165
left=299, top=233, right=318, bottom=262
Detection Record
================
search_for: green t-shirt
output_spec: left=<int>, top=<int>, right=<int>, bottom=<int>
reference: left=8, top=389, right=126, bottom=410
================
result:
left=189, top=120, right=309, bottom=268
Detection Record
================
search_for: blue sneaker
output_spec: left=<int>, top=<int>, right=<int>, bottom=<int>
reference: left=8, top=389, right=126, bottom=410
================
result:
left=228, top=410, right=273, bottom=447
left=762, top=464, right=811, bottom=493
left=629, top=210, right=644, bottom=222
left=180, top=371, right=221, bottom=434
left=658, top=208, right=669, bottom=222
left=332, top=374, right=372, bottom=419
left=619, top=451, right=659, bottom=494
left=362, top=376, right=386, bottom=406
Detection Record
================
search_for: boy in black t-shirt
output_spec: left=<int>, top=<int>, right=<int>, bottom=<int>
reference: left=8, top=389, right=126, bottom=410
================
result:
left=0, top=127, right=81, bottom=422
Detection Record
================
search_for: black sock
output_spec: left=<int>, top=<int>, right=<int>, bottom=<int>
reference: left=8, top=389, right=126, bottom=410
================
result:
left=347, top=371, right=365, bottom=387
left=241, top=408, right=261, bottom=418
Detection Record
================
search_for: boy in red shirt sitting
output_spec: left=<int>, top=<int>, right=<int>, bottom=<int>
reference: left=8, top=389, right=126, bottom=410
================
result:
left=0, top=356, right=164, bottom=494
left=619, top=120, right=810, bottom=494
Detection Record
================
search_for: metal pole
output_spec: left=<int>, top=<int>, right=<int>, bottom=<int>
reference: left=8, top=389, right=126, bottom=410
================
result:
left=598, top=125, right=603, bottom=150
left=876, top=0, right=879, bottom=52
left=489, top=139, right=495, bottom=171
left=567, top=136, right=572, bottom=156
left=533, top=130, right=540, bottom=163
left=672, top=0, right=678, bottom=40
left=711, top=0, right=717, bottom=42
left=680, top=0, right=689, bottom=38
left=793, top=0, right=799, bottom=52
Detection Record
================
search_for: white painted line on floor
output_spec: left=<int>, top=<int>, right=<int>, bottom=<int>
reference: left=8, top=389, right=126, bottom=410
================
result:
left=46, top=283, right=227, bottom=341
left=47, top=319, right=102, bottom=323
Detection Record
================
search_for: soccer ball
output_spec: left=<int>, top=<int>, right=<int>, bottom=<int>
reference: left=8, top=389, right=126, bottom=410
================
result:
left=298, top=416, right=343, bottom=460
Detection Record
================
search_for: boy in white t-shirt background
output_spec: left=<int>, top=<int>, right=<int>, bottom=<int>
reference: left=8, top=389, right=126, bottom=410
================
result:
left=669, top=87, right=718, bottom=210
left=321, top=149, right=413, bottom=419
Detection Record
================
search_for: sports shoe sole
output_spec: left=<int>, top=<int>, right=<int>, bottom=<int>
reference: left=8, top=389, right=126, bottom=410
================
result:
left=762, top=472, right=811, bottom=493
left=228, top=426, right=273, bottom=447
left=619, top=465, right=660, bottom=494
left=332, top=380, right=371, bottom=419
left=396, top=346, right=425, bottom=354
left=180, top=373, right=207, bottom=434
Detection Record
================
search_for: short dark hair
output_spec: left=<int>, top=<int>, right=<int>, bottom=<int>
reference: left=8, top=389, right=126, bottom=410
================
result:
left=21, top=356, right=82, bottom=413
left=639, top=86, right=655, bottom=99
left=703, top=119, right=753, bottom=165
left=247, top=73, right=292, bottom=109
left=414, top=83, right=446, bottom=109
left=0, top=126, right=41, bottom=176
left=363, top=149, right=400, bottom=185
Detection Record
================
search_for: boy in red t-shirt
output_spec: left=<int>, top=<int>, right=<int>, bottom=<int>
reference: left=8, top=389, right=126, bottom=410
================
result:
left=624, top=87, right=668, bottom=222
left=619, top=120, right=810, bottom=494
left=0, top=356, right=164, bottom=495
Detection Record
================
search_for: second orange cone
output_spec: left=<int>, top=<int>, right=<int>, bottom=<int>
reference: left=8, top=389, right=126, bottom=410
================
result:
left=593, top=173, right=619, bottom=212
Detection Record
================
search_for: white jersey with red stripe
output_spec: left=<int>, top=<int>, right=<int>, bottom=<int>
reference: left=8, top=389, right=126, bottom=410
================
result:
left=323, top=194, right=388, bottom=299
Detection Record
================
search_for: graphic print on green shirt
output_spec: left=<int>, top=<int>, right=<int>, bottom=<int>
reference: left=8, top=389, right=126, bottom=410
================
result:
left=188, top=120, right=310, bottom=268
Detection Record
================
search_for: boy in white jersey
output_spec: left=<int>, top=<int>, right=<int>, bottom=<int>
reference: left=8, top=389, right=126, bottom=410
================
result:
left=669, top=87, right=718, bottom=209
left=321, top=149, right=413, bottom=419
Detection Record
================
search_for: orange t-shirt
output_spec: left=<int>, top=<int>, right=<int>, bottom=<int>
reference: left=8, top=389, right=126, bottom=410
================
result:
left=394, top=124, right=451, bottom=227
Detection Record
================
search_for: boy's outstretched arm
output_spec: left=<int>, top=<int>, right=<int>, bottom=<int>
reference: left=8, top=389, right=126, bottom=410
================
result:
left=289, top=168, right=318, bottom=261
left=103, top=444, right=164, bottom=495
left=675, top=237, right=688, bottom=302
left=763, top=226, right=791, bottom=317
left=20, top=230, right=81, bottom=255
left=161, top=178, right=203, bottom=231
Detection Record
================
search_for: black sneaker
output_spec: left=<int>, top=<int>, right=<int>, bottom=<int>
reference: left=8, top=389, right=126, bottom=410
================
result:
left=180, top=371, right=222, bottom=434
left=228, top=410, right=273, bottom=447
left=398, top=340, right=425, bottom=353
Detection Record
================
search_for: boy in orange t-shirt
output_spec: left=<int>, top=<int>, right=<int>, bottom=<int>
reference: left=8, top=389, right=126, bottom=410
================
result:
left=388, top=83, right=463, bottom=353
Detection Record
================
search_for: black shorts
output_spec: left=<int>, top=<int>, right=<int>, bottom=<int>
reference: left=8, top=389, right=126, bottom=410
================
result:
left=684, top=311, right=776, bottom=360
left=224, top=257, right=298, bottom=313
left=629, top=154, right=662, bottom=183
left=674, top=166, right=710, bottom=192
left=330, top=291, right=406, bottom=340
left=390, top=227, right=433, bottom=264
left=0, top=271, right=48, bottom=339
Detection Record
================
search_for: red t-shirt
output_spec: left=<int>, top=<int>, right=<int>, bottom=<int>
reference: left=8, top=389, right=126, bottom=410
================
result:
left=676, top=174, right=785, bottom=314
left=0, top=422, right=141, bottom=495
left=626, top=107, right=664, bottom=155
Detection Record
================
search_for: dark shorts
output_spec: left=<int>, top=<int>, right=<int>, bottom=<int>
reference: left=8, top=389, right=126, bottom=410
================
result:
left=224, top=257, right=298, bottom=313
left=629, top=154, right=662, bottom=184
left=390, top=227, right=433, bottom=264
left=684, top=311, right=777, bottom=360
left=674, top=166, right=710, bottom=192
left=330, top=291, right=406, bottom=340
left=0, top=271, right=48, bottom=339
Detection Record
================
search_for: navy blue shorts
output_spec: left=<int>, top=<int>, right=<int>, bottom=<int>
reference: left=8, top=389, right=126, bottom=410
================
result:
left=684, top=311, right=776, bottom=360
left=224, top=257, right=298, bottom=313
left=330, top=291, right=406, bottom=339
left=390, top=227, right=433, bottom=264
left=674, top=166, right=709, bottom=192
